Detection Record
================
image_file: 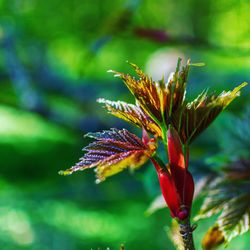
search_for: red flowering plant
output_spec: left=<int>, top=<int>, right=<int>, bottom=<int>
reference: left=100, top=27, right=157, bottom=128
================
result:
left=60, top=59, right=247, bottom=250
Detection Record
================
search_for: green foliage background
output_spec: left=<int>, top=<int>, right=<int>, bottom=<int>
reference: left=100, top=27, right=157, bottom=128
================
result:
left=0, top=0, right=249, bottom=249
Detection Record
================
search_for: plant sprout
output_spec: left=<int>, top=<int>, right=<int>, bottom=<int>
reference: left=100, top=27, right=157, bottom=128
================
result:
left=60, top=58, right=247, bottom=250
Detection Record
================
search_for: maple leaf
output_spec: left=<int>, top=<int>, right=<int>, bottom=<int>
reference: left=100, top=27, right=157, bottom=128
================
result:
left=108, top=59, right=189, bottom=126
left=195, top=160, right=250, bottom=246
left=172, top=82, right=248, bottom=144
left=97, top=98, right=162, bottom=138
left=108, top=60, right=247, bottom=145
left=59, top=128, right=157, bottom=183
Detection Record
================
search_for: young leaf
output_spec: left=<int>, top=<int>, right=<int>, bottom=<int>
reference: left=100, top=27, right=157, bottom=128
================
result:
left=108, top=59, right=189, bottom=125
left=173, top=82, right=248, bottom=144
left=108, top=65, right=163, bottom=122
left=59, top=128, right=157, bottom=183
left=97, top=98, right=162, bottom=137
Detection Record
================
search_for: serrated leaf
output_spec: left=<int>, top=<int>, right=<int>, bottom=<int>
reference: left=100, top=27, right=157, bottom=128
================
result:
left=97, top=99, right=162, bottom=137
left=173, top=82, right=247, bottom=144
left=194, top=179, right=247, bottom=221
left=108, top=59, right=189, bottom=124
left=59, top=128, right=157, bottom=183
left=196, top=160, right=250, bottom=246
left=218, top=194, right=250, bottom=242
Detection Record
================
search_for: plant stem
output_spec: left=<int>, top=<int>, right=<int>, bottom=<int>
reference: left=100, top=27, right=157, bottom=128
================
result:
left=160, top=122, right=168, bottom=155
left=178, top=218, right=195, bottom=250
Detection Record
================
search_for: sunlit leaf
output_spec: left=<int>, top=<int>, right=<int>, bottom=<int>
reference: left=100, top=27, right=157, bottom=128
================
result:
left=108, top=66, right=163, bottom=122
left=109, top=60, right=247, bottom=145
left=97, top=98, right=162, bottom=137
left=108, top=59, right=189, bottom=125
left=173, top=82, right=248, bottom=144
left=59, top=128, right=157, bottom=183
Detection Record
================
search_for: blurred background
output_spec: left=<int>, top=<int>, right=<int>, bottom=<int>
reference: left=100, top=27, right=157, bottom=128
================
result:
left=0, top=0, right=249, bottom=249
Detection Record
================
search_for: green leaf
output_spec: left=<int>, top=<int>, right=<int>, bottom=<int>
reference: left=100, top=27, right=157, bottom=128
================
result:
left=218, top=194, right=250, bottom=242
left=196, top=174, right=250, bottom=245
left=194, top=178, right=241, bottom=221
left=216, top=108, right=250, bottom=159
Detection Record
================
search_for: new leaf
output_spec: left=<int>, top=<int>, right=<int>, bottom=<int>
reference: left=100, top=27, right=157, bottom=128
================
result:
left=59, top=128, right=157, bottom=183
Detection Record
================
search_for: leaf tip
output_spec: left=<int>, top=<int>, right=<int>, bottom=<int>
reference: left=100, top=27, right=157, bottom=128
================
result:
left=58, top=169, right=72, bottom=176
left=189, top=62, right=206, bottom=67
left=239, top=81, right=248, bottom=89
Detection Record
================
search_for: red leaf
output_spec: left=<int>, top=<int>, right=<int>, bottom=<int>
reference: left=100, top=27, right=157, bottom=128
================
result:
left=97, top=99, right=162, bottom=138
left=59, top=128, right=156, bottom=182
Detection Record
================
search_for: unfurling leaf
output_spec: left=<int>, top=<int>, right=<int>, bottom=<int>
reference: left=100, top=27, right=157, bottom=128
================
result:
left=173, top=82, right=248, bottom=144
left=108, top=59, right=189, bottom=125
left=97, top=98, right=162, bottom=137
left=109, top=61, right=247, bottom=145
left=59, top=128, right=156, bottom=183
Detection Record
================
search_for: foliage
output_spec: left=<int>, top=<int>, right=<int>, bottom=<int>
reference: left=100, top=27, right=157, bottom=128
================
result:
left=60, top=58, right=246, bottom=187
left=0, top=0, right=249, bottom=249
left=97, top=99, right=162, bottom=137
left=60, top=58, right=247, bottom=250
left=195, top=110, right=250, bottom=249
left=60, top=128, right=156, bottom=183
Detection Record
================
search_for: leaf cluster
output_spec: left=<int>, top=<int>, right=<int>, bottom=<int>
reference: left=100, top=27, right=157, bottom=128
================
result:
left=195, top=109, right=250, bottom=249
